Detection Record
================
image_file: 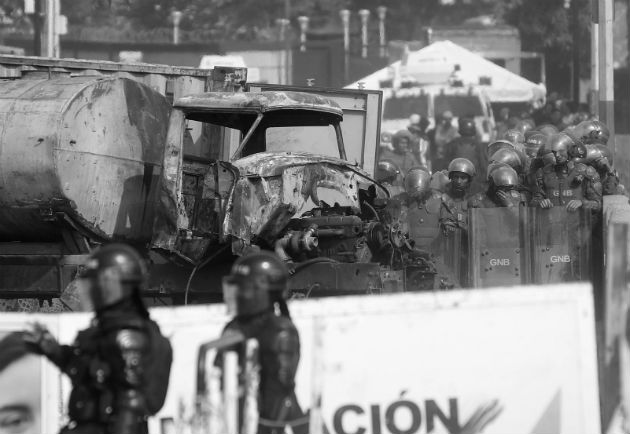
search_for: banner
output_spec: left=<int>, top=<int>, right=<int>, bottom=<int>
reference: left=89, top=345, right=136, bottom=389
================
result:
left=0, top=283, right=600, bottom=434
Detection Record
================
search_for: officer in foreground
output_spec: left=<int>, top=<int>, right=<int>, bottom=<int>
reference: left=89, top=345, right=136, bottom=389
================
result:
left=23, top=244, right=172, bottom=434
left=218, top=251, right=306, bottom=434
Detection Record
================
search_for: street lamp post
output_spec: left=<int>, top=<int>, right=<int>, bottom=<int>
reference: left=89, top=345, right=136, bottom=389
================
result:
left=297, top=15, right=309, bottom=52
left=358, top=9, right=370, bottom=59
left=172, top=10, right=182, bottom=45
left=376, top=6, right=387, bottom=58
left=339, top=9, right=350, bottom=85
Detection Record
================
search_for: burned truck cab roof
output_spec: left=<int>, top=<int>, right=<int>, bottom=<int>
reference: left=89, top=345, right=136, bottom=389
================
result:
left=174, top=91, right=346, bottom=160
left=174, top=91, right=343, bottom=126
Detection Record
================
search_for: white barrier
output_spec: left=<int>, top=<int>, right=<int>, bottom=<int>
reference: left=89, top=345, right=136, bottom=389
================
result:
left=0, top=284, right=600, bottom=434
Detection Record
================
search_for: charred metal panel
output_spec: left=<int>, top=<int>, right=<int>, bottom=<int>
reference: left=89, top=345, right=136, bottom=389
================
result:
left=225, top=157, right=362, bottom=254
left=233, top=151, right=373, bottom=179
left=152, top=110, right=187, bottom=252
left=175, top=91, right=343, bottom=117
left=288, top=262, right=382, bottom=296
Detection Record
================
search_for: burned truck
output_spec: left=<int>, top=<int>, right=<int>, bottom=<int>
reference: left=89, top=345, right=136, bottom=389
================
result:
left=150, top=91, right=435, bottom=301
left=0, top=56, right=438, bottom=309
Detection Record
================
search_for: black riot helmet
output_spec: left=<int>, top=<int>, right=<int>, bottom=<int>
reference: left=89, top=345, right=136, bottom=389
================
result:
left=376, top=160, right=401, bottom=184
left=489, top=148, right=524, bottom=174
left=222, top=251, right=289, bottom=317
left=78, top=243, right=148, bottom=312
left=404, top=167, right=432, bottom=200
left=573, top=119, right=610, bottom=146
left=524, top=132, right=548, bottom=159
left=503, top=129, right=525, bottom=146
left=487, top=139, right=515, bottom=158
left=458, top=117, right=476, bottom=137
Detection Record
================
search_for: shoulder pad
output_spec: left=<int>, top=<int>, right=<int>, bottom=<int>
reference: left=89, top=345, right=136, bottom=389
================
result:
left=585, top=166, right=599, bottom=179
left=572, top=162, right=586, bottom=173
left=116, top=329, right=148, bottom=351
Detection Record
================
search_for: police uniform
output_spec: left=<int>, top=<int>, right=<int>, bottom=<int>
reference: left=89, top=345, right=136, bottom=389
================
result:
left=396, top=191, right=443, bottom=251
left=220, top=311, right=305, bottom=434
left=532, top=161, right=602, bottom=211
left=379, top=147, right=421, bottom=177
left=23, top=244, right=172, bottom=434
left=40, top=310, right=171, bottom=434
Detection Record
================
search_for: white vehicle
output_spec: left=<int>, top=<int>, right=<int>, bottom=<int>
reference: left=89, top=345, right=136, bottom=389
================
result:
left=380, top=81, right=496, bottom=147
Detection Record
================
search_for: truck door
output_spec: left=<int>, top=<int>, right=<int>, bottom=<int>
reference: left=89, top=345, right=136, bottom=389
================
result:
left=152, top=110, right=239, bottom=263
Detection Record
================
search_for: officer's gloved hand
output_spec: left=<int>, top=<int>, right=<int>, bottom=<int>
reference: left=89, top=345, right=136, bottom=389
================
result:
left=566, top=200, right=583, bottom=212
left=440, top=220, right=458, bottom=236
left=538, top=198, right=553, bottom=209
left=495, top=191, right=513, bottom=207
left=23, top=322, right=61, bottom=360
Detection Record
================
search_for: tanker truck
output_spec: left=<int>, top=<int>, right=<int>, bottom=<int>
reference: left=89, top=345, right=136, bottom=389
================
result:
left=0, top=55, right=397, bottom=311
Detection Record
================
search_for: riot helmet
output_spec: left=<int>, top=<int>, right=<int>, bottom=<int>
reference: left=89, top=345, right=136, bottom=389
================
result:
left=574, top=119, right=610, bottom=146
left=222, top=251, right=289, bottom=317
left=502, top=129, right=525, bottom=146
left=487, top=140, right=515, bottom=158
left=458, top=118, right=476, bottom=137
left=584, top=144, right=613, bottom=172
left=448, top=158, right=476, bottom=178
left=524, top=132, right=548, bottom=158
left=548, top=132, right=574, bottom=165
left=392, top=129, right=414, bottom=153
left=490, top=165, right=519, bottom=190
left=376, top=160, right=400, bottom=184
left=515, top=120, right=535, bottom=135
left=537, top=124, right=559, bottom=137
left=404, top=167, right=432, bottom=200
left=568, top=141, right=587, bottom=160
left=489, top=148, right=523, bottom=174
left=448, top=158, right=475, bottom=194
left=78, top=243, right=147, bottom=312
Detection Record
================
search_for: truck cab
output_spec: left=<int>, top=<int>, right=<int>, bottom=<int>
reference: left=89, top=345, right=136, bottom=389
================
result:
left=152, top=90, right=387, bottom=257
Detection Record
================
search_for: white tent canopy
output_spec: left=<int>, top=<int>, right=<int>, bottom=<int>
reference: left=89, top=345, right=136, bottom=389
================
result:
left=346, top=40, right=546, bottom=104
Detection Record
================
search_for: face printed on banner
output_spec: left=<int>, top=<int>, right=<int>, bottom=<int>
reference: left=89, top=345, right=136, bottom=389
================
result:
left=0, top=332, right=41, bottom=434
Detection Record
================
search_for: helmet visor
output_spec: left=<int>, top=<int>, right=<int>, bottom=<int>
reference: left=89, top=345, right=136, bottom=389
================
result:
left=76, top=267, right=126, bottom=312
left=222, top=276, right=239, bottom=316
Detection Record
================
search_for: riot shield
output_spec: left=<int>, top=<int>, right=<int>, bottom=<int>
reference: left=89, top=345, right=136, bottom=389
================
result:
left=469, top=206, right=529, bottom=288
left=435, top=228, right=468, bottom=288
left=529, top=207, right=592, bottom=283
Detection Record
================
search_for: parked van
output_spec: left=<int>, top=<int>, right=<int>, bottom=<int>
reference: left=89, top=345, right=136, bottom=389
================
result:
left=380, top=82, right=496, bottom=148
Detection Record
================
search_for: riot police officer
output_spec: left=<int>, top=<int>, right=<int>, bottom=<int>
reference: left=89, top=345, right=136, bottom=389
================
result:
left=446, top=118, right=486, bottom=193
left=376, top=160, right=404, bottom=196
left=218, top=251, right=305, bottom=434
left=378, top=129, right=421, bottom=176
left=23, top=244, right=172, bottom=434
left=471, top=165, right=527, bottom=208
left=398, top=167, right=443, bottom=251
left=572, top=119, right=610, bottom=146
left=583, top=144, right=625, bottom=195
left=531, top=133, right=602, bottom=212
left=439, top=158, right=477, bottom=234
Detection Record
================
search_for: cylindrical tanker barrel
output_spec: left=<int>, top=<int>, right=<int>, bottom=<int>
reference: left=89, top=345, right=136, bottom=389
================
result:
left=0, top=76, right=171, bottom=242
